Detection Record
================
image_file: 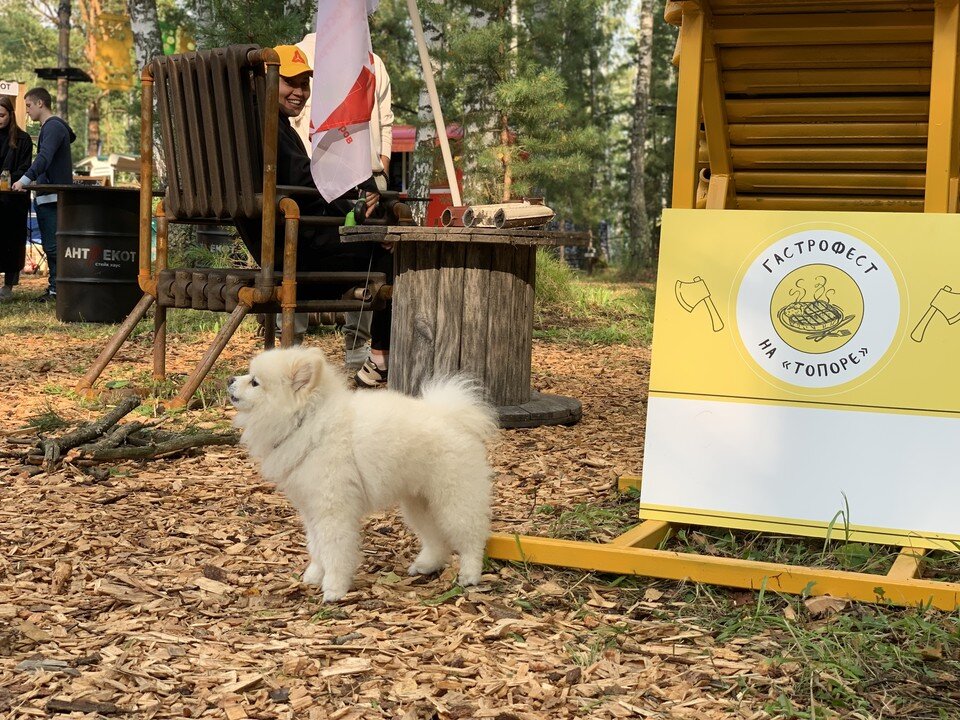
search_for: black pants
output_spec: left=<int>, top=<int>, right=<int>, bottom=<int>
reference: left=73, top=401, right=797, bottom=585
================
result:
left=237, top=221, right=394, bottom=351
left=0, top=195, right=29, bottom=286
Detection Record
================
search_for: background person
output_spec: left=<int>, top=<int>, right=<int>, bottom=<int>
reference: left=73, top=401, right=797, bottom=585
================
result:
left=294, top=33, right=395, bottom=370
left=0, top=96, right=33, bottom=301
left=13, top=87, right=76, bottom=302
left=236, top=46, right=393, bottom=385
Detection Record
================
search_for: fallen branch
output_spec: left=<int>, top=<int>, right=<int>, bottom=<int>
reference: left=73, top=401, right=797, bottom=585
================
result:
left=76, top=421, right=146, bottom=456
left=39, top=395, right=141, bottom=466
left=81, top=431, right=239, bottom=461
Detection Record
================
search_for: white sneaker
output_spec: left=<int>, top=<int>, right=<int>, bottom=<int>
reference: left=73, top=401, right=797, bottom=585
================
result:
left=344, top=343, right=371, bottom=371
left=354, top=358, right=388, bottom=389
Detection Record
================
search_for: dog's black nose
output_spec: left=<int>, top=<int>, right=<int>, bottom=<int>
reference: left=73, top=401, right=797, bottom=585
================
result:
left=226, top=376, right=236, bottom=388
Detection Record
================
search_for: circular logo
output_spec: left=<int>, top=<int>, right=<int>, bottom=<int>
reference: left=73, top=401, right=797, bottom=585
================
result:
left=737, top=229, right=900, bottom=390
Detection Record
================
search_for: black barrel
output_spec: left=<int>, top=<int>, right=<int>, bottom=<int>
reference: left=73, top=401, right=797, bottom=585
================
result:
left=54, top=186, right=141, bottom=323
left=196, top=226, right=234, bottom=252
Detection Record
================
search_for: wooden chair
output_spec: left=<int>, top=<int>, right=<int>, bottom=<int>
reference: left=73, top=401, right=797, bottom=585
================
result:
left=76, top=45, right=411, bottom=408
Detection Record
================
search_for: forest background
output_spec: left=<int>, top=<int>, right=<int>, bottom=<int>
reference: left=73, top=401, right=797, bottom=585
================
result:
left=0, top=0, right=675, bottom=273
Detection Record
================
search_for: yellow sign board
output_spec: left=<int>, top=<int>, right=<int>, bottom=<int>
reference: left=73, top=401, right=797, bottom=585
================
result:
left=642, top=209, right=960, bottom=549
left=88, top=12, right=134, bottom=91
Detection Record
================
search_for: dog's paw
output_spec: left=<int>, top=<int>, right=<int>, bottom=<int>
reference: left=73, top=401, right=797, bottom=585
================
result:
left=408, top=548, right=449, bottom=577
left=303, top=562, right=324, bottom=586
left=458, top=570, right=482, bottom=587
left=408, top=558, right=446, bottom=577
left=321, top=585, right=350, bottom=603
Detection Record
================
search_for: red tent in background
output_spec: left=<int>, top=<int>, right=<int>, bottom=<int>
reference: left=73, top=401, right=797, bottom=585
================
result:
left=389, top=124, right=464, bottom=227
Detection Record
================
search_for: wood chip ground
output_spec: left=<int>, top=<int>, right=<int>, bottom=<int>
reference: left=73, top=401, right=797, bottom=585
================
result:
left=0, top=278, right=783, bottom=718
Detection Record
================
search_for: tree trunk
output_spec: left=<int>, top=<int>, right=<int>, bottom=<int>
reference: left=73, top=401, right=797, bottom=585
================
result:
left=461, top=5, right=502, bottom=206
left=127, top=0, right=163, bottom=73
left=408, top=8, right=443, bottom=225
left=627, top=0, right=655, bottom=271
left=127, top=0, right=165, bottom=183
left=194, top=0, right=214, bottom=43
left=57, top=0, right=71, bottom=123
left=500, top=0, right=519, bottom=202
left=87, top=98, right=100, bottom=157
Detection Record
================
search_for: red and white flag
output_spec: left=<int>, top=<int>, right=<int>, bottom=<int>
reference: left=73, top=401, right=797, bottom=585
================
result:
left=309, top=0, right=379, bottom=202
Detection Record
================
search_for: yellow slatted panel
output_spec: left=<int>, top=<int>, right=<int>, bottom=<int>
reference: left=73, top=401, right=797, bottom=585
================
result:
left=725, top=97, right=930, bottom=123
left=708, top=0, right=933, bottom=13
left=728, top=122, right=929, bottom=145
left=720, top=43, right=932, bottom=70
left=712, top=11, right=934, bottom=45
left=735, top=195, right=924, bottom=211
left=735, top=171, right=925, bottom=194
left=700, top=146, right=927, bottom=169
left=724, top=67, right=931, bottom=95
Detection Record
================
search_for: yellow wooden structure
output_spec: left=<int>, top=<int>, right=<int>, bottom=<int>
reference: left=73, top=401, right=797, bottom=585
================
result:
left=485, top=0, right=960, bottom=610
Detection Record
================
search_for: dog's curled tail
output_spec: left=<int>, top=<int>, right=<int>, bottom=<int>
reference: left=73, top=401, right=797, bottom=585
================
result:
left=420, top=375, right=499, bottom=442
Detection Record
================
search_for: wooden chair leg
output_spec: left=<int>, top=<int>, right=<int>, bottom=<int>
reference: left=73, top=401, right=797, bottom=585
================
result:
left=263, top=314, right=276, bottom=349
left=280, top=308, right=296, bottom=347
left=168, top=304, right=249, bottom=409
left=153, top=306, right=167, bottom=380
left=75, top=294, right=156, bottom=398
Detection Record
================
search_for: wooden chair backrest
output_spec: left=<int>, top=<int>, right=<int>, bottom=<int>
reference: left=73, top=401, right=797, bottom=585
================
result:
left=150, top=45, right=267, bottom=221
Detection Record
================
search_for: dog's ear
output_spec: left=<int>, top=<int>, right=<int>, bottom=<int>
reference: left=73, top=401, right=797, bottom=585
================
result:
left=289, top=351, right=324, bottom=395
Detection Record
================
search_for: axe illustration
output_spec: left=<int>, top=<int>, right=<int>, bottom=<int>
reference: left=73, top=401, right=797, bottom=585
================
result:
left=911, top=285, right=960, bottom=342
left=676, top=276, right=724, bottom=332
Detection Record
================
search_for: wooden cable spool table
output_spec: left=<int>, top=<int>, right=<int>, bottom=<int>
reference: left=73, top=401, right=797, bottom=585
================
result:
left=342, top=225, right=586, bottom=428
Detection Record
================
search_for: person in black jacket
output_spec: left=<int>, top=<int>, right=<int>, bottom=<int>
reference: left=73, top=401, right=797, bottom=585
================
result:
left=237, top=45, right=393, bottom=387
left=0, top=96, right=33, bottom=301
left=14, top=87, right=77, bottom=301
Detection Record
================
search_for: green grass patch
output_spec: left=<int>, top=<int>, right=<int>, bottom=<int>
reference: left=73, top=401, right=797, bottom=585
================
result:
left=545, top=488, right=642, bottom=542
left=686, top=585, right=960, bottom=718
left=0, top=293, right=119, bottom=340
left=534, top=250, right=654, bottom=346
left=22, top=406, right=70, bottom=432
left=499, top=481, right=960, bottom=716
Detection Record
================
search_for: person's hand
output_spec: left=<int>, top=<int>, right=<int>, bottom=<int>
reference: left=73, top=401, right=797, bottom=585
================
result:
left=12, top=180, right=23, bottom=191
left=365, top=191, right=380, bottom=214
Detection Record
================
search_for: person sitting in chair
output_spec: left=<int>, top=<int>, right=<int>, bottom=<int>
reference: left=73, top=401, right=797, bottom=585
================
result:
left=236, top=45, right=392, bottom=388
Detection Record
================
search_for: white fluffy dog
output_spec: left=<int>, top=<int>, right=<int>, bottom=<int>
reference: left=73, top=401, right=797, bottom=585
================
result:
left=228, top=346, right=498, bottom=602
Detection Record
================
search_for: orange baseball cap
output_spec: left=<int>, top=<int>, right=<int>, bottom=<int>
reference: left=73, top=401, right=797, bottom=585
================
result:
left=275, top=45, right=312, bottom=78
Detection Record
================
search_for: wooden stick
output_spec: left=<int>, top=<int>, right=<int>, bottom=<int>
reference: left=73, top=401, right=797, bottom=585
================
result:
left=406, top=0, right=461, bottom=207
left=81, top=431, right=239, bottom=461
left=39, top=395, right=142, bottom=466
left=76, top=421, right=146, bottom=455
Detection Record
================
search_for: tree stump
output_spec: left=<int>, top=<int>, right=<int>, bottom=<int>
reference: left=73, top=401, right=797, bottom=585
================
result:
left=343, top=226, right=587, bottom=428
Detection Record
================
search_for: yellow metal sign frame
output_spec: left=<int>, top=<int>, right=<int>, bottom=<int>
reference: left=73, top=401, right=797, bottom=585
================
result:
left=486, top=476, right=960, bottom=611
